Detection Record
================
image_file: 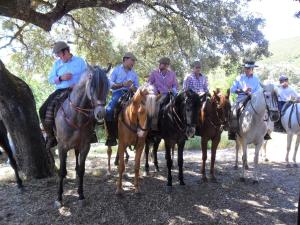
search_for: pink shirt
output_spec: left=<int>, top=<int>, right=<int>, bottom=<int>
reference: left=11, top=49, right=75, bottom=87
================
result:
left=148, top=69, right=178, bottom=94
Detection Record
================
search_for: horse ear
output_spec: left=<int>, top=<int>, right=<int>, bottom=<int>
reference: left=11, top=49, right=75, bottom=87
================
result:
left=106, top=63, right=112, bottom=73
left=226, top=89, right=230, bottom=99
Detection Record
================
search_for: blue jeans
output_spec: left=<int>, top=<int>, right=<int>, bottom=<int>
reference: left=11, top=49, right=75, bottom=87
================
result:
left=105, top=90, right=124, bottom=121
left=278, top=101, right=286, bottom=113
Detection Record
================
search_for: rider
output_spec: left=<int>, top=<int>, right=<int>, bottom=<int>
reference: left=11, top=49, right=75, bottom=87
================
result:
left=228, top=61, right=267, bottom=140
left=148, top=57, right=178, bottom=130
left=274, top=74, right=300, bottom=132
left=39, top=41, right=87, bottom=148
left=105, top=52, right=139, bottom=146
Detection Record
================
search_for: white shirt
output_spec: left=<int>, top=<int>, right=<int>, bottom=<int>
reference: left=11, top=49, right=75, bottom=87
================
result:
left=277, top=86, right=299, bottom=101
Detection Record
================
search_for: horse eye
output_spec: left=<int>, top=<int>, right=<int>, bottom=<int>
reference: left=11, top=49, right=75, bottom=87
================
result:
left=266, top=95, right=270, bottom=99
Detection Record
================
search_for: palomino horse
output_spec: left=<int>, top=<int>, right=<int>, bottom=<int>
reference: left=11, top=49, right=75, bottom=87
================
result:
left=156, top=90, right=200, bottom=192
left=198, top=89, right=231, bottom=182
left=0, top=120, right=23, bottom=188
left=234, top=84, right=280, bottom=183
left=281, top=101, right=300, bottom=167
left=116, top=84, right=156, bottom=194
left=54, top=65, right=110, bottom=207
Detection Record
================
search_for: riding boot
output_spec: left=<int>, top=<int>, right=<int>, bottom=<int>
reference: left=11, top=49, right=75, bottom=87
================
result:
left=43, top=121, right=57, bottom=149
left=264, top=133, right=271, bottom=140
left=105, top=121, right=117, bottom=146
left=90, top=130, right=98, bottom=143
left=228, top=130, right=236, bottom=140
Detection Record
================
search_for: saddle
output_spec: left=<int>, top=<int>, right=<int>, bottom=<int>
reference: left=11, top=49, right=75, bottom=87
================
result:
left=114, top=89, right=135, bottom=122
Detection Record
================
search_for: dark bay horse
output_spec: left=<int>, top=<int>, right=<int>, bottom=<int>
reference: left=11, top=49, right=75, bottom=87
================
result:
left=0, top=120, right=23, bottom=188
left=53, top=65, right=110, bottom=207
left=116, top=84, right=156, bottom=194
left=153, top=90, right=201, bottom=192
left=197, top=89, right=231, bottom=182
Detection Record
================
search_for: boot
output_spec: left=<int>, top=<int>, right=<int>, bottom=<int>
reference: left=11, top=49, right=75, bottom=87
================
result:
left=228, top=130, right=236, bottom=140
left=105, top=121, right=117, bottom=146
left=274, top=120, right=285, bottom=133
left=264, top=133, right=271, bottom=140
left=90, top=131, right=98, bottom=143
left=43, top=122, right=57, bottom=149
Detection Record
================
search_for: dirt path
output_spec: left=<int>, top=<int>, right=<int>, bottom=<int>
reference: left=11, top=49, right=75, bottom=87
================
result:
left=0, top=133, right=299, bottom=225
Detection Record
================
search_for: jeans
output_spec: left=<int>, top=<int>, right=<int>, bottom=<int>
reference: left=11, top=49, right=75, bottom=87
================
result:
left=105, top=90, right=124, bottom=121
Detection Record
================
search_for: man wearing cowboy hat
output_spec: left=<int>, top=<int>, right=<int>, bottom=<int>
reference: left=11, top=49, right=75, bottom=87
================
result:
left=105, top=52, right=139, bottom=146
left=228, top=60, right=263, bottom=140
left=274, top=74, right=300, bottom=132
left=148, top=57, right=178, bottom=130
left=183, top=61, right=209, bottom=94
left=39, top=41, right=87, bottom=148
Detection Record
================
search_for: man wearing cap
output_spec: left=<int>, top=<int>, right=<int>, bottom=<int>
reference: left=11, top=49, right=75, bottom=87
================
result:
left=228, top=61, right=262, bottom=140
left=39, top=41, right=87, bottom=148
left=148, top=57, right=178, bottom=95
left=183, top=61, right=209, bottom=94
left=274, top=74, right=300, bottom=132
left=105, top=52, right=139, bottom=147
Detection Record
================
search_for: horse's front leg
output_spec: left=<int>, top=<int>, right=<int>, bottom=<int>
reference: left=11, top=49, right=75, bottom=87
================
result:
left=144, top=141, right=150, bottom=176
left=116, top=143, right=125, bottom=195
left=286, top=134, right=293, bottom=167
left=134, top=138, right=144, bottom=193
left=107, top=146, right=112, bottom=175
left=6, top=148, right=23, bottom=189
left=177, top=140, right=185, bottom=185
left=153, top=139, right=160, bottom=172
left=55, top=148, right=67, bottom=208
left=261, top=140, right=268, bottom=162
left=210, top=135, right=221, bottom=182
left=201, top=137, right=208, bottom=182
left=75, top=148, right=79, bottom=176
left=240, top=142, right=247, bottom=182
left=253, top=142, right=263, bottom=184
left=234, top=141, right=239, bottom=170
left=165, top=140, right=173, bottom=193
left=77, top=144, right=90, bottom=204
left=292, top=134, right=300, bottom=167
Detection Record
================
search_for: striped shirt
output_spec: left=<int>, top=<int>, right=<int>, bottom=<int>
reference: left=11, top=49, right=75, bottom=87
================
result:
left=183, top=73, right=209, bottom=93
left=148, top=69, right=178, bottom=94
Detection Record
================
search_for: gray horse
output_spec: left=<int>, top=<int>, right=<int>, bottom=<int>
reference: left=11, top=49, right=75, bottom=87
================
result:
left=53, top=65, right=110, bottom=207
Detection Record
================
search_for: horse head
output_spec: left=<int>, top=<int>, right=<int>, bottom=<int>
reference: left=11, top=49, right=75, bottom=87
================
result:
left=175, top=90, right=201, bottom=138
left=211, top=88, right=231, bottom=131
left=85, top=65, right=110, bottom=122
left=261, top=83, right=280, bottom=122
left=138, top=84, right=156, bottom=118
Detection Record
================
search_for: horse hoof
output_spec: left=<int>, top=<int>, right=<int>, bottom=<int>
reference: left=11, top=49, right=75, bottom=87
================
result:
left=143, top=171, right=150, bottom=177
left=233, top=165, right=238, bottom=170
left=286, top=164, right=292, bottom=168
left=166, top=186, right=172, bottom=193
left=264, top=158, right=269, bottom=162
left=239, top=177, right=246, bottom=182
left=54, top=200, right=62, bottom=208
left=293, top=164, right=298, bottom=168
left=78, top=199, right=86, bottom=207
left=179, top=180, right=185, bottom=185
left=252, top=180, right=259, bottom=184
left=115, top=188, right=124, bottom=195
left=202, top=177, right=208, bottom=183
left=245, top=165, right=249, bottom=170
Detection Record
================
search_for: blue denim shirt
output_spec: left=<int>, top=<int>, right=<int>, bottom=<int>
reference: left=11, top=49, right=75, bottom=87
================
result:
left=48, top=56, right=87, bottom=89
left=109, top=64, right=139, bottom=93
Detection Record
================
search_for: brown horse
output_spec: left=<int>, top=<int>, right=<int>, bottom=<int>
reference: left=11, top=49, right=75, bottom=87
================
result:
left=198, top=89, right=231, bottom=182
left=116, top=84, right=156, bottom=194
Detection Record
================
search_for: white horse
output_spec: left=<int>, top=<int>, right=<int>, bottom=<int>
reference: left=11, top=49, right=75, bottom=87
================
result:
left=235, top=84, right=280, bottom=183
left=261, top=116, right=274, bottom=162
left=281, top=102, right=300, bottom=167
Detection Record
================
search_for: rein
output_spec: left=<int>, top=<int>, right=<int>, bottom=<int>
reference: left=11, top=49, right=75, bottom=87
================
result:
left=120, top=108, right=148, bottom=134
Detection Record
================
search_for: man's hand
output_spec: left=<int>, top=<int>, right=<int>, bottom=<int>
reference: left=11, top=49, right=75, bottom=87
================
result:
left=123, top=80, right=133, bottom=87
left=244, top=87, right=252, bottom=94
left=61, top=73, right=72, bottom=81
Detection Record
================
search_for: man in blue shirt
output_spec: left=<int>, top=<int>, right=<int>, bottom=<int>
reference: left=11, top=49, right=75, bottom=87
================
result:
left=228, top=61, right=262, bottom=140
left=105, top=52, right=139, bottom=147
left=39, top=41, right=87, bottom=148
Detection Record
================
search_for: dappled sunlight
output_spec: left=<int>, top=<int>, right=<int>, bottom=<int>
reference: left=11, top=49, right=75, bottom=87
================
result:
left=194, top=205, right=215, bottom=219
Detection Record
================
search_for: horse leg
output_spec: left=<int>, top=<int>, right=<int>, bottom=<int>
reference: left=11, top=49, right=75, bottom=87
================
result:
left=286, top=134, right=293, bottom=167
left=292, top=134, right=300, bottom=167
left=165, top=140, right=173, bottom=193
left=77, top=145, right=89, bottom=204
left=55, top=148, right=67, bottom=207
left=261, top=140, right=268, bottom=162
left=153, top=139, right=160, bottom=172
left=171, top=145, right=175, bottom=169
left=114, top=150, right=119, bottom=166
left=210, top=136, right=220, bottom=182
left=125, top=149, right=130, bottom=164
left=144, top=142, right=150, bottom=176
left=253, top=142, right=263, bottom=184
left=240, top=142, right=247, bottom=182
left=107, top=146, right=112, bottom=175
left=177, top=140, right=185, bottom=185
left=75, top=148, right=79, bottom=177
left=116, top=143, right=125, bottom=195
left=201, top=138, right=208, bottom=182
left=234, top=141, right=239, bottom=170
left=134, top=140, right=144, bottom=193
left=6, top=147, right=23, bottom=188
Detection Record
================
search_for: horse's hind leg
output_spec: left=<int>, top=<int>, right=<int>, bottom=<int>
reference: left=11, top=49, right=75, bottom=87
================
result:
left=240, top=142, right=247, bottom=182
left=210, top=137, right=220, bottom=182
left=75, top=148, right=79, bottom=176
left=262, top=140, right=268, bottom=162
left=286, top=134, right=293, bottom=167
left=153, top=139, right=160, bottom=172
left=253, top=142, right=263, bottom=183
left=6, top=147, right=23, bottom=188
left=56, top=149, right=67, bottom=207
left=165, top=140, right=173, bottom=192
left=177, top=141, right=185, bottom=185
left=234, top=141, right=239, bottom=170
left=107, top=146, right=112, bottom=175
left=77, top=145, right=89, bottom=203
left=116, top=143, right=125, bottom=195
left=114, top=150, right=119, bottom=166
left=292, top=134, right=300, bottom=167
left=125, top=149, right=130, bottom=164
left=201, top=138, right=208, bottom=182
left=134, top=140, right=144, bottom=194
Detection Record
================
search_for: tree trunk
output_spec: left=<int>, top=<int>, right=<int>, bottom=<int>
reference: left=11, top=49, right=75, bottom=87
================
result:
left=0, top=60, right=54, bottom=178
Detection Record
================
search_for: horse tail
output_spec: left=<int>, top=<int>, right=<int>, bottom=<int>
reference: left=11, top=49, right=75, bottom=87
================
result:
left=145, top=93, right=156, bottom=118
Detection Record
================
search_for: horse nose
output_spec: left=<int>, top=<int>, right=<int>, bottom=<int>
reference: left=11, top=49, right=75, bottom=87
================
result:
left=186, top=126, right=196, bottom=138
left=271, top=112, right=280, bottom=122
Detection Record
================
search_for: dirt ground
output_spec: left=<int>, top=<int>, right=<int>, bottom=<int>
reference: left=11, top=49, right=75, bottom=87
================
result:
left=0, top=132, right=299, bottom=225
